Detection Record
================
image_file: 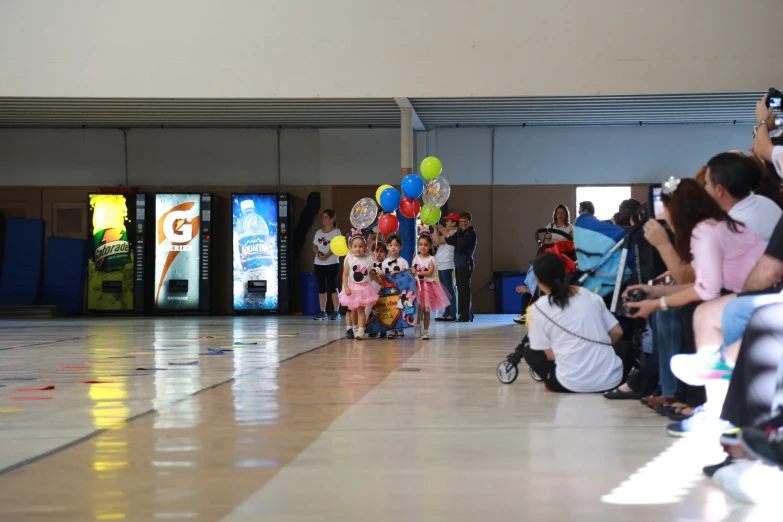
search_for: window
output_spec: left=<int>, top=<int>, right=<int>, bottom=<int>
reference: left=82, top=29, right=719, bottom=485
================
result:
left=575, top=186, right=632, bottom=221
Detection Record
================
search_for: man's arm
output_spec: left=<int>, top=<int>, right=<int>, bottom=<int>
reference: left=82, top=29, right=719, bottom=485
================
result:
left=445, top=230, right=461, bottom=248
left=744, top=255, right=783, bottom=292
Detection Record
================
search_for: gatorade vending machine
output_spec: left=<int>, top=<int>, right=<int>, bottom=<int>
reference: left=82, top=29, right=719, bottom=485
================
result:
left=232, top=193, right=292, bottom=313
left=87, top=193, right=147, bottom=312
left=153, top=193, right=215, bottom=314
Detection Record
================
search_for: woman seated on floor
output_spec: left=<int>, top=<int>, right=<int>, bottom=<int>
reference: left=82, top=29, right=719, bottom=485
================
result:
left=523, top=253, right=635, bottom=393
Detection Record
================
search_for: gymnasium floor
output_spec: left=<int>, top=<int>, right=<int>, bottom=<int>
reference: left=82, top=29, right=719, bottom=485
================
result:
left=0, top=316, right=765, bottom=521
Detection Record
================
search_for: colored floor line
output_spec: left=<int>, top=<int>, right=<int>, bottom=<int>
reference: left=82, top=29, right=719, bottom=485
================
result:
left=0, top=337, right=344, bottom=477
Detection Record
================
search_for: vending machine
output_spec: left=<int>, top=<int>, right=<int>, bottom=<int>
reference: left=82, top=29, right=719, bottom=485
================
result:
left=153, top=193, right=215, bottom=314
left=232, top=193, right=292, bottom=313
left=87, top=192, right=148, bottom=313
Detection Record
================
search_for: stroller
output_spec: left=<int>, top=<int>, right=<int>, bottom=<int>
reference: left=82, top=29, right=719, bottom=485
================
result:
left=496, top=216, right=644, bottom=385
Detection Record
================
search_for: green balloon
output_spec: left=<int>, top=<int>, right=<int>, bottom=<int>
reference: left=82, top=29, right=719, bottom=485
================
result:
left=420, top=156, right=443, bottom=181
left=420, top=204, right=441, bottom=225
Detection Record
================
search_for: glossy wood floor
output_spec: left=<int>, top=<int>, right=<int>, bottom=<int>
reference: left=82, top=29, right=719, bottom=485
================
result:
left=0, top=316, right=763, bottom=521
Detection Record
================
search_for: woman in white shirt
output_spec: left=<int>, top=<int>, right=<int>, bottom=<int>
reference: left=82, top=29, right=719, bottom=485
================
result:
left=524, top=252, right=634, bottom=393
left=312, top=209, right=342, bottom=320
left=543, top=204, right=574, bottom=244
left=435, top=212, right=459, bottom=321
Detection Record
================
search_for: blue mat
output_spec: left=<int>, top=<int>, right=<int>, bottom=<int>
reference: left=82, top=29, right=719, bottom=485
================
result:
left=42, top=237, right=88, bottom=315
left=0, top=219, right=44, bottom=306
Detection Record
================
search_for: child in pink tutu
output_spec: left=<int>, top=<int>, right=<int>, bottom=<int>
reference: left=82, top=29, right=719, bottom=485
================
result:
left=339, top=231, right=380, bottom=340
left=412, top=233, right=452, bottom=340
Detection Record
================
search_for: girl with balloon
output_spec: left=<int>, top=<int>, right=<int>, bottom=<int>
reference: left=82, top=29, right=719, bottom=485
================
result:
left=338, top=229, right=382, bottom=340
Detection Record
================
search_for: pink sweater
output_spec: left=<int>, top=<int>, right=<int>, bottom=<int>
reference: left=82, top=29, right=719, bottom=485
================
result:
left=691, top=220, right=767, bottom=300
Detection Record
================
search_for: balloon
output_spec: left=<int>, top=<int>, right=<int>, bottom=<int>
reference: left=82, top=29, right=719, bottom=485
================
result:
left=376, top=184, right=393, bottom=205
left=420, top=204, right=441, bottom=225
left=401, top=174, right=424, bottom=199
left=398, top=197, right=421, bottom=219
left=422, top=177, right=451, bottom=208
left=379, top=187, right=401, bottom=213
left=350, top=198, right=378, bottom=230
left=420, top=157, right=443, bottom=181
left=378, top=213, right=399, bottom=236
left=330, top=235, right=349, bottom=257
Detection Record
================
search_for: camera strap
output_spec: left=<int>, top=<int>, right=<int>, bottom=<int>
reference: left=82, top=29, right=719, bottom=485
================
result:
left=533, top=303, right=613, bottom=347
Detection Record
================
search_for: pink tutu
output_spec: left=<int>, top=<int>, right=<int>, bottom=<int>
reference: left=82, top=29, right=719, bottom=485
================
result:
left=339, top=281, right=379, bottom=310
left=417, top=280, right=451, bottom=311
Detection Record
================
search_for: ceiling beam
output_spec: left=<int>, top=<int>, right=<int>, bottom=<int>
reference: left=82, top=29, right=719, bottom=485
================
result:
left=393, top=97, right=425, bottom=131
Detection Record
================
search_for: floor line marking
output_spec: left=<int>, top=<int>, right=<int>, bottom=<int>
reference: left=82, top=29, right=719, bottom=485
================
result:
left=0, top=337, right=344, bottom=477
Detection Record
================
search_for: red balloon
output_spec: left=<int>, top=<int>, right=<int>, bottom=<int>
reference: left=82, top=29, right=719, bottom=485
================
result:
left=398, top=197, right=421, bottom=219
left=379, top=214, right=399, bottom=236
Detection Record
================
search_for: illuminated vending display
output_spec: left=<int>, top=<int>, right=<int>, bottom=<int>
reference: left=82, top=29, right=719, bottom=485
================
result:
left=232, top=193, right=291, bottom=313
left=87, top=193, right=147, bottom=312
left=153, top=193, right=214, bottom=313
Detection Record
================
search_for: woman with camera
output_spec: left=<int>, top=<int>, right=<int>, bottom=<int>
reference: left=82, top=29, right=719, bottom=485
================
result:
left=624, top=177, right=767, bottom=435
left=523, top=253, right=635, bottom=393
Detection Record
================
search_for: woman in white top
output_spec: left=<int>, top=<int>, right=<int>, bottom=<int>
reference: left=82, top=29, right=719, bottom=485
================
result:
left=312, top=209, right=342, bottom=320
left=524, top=252, right=634, bottom=393
left=543, top=204, right=574, bottom=244
left=435, top=212, right=459, bottom=321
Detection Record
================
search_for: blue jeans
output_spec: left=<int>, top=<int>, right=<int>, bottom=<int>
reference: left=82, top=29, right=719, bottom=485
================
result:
left=722, top=293, right=783, bottom=347
left=439, top=269, right=456, bottom=318
left=655, top=307, right=682, bottom=398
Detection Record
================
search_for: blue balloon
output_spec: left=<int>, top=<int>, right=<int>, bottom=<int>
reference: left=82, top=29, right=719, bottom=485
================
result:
left=401, top=174, right=424, bottom=199
left=379, top=187, right=402, bottom=213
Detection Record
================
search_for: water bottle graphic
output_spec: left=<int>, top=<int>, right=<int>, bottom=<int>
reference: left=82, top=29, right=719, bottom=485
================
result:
left=236, top=199, right=277, bottom=305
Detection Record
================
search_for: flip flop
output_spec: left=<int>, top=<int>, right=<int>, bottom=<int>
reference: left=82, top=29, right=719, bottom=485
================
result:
left=603, top=388, right=641, bottom=400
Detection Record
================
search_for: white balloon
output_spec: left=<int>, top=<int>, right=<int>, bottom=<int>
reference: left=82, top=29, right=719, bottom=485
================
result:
left=350, top=197, right=378, bottom=230
left=422, top=177, right=451, bottom=208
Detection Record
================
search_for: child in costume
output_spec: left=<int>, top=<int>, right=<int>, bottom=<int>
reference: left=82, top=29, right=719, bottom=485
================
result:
left=412, top=233, right=452, bottom=340
left=338, top=230, right=381, bottom=340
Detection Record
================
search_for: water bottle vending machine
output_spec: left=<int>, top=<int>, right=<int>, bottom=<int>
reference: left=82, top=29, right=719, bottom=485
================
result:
left=232, top=193, right=292, bottom=313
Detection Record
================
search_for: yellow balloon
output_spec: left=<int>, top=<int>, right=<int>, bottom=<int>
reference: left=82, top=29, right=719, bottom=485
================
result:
left=376, top=184, right=393, bottom=205
left=330, top=235, right=349, bottom=257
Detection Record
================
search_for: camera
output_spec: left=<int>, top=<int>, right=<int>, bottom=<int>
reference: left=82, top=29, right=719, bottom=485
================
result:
left=767, top=88, right=782, bottom=110
left=776, top=115, right=783, bottom=127
left=618, top=288, right=648, bottom=317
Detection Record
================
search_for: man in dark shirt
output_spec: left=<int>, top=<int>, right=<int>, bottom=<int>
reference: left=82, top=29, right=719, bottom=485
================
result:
left=446, top=212, right=477, bottom=322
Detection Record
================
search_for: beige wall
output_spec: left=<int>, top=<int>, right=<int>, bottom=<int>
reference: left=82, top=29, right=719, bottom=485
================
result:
left=1, top=0, right=779, bottom=98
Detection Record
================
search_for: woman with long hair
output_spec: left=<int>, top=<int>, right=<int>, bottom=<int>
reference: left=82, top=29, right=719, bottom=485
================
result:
left=523, top=253, right=634, bottom=393
left=626, top=178, right=766, bottom=320
left=543, top=204, right=573, bottom=243
left=625, top=177, right=767, bottom=436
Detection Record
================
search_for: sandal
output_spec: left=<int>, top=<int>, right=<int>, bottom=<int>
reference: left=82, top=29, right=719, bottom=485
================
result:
left=667, top=406, right=694, bottom=422
left=603, top=388, right=642, bottom=400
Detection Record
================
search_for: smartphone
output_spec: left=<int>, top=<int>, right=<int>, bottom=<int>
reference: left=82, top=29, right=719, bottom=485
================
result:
left=647, top=184, right=664, bottom=220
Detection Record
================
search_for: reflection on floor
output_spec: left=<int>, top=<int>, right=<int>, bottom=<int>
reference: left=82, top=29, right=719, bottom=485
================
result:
left=0, top=316, right=757, bottom=521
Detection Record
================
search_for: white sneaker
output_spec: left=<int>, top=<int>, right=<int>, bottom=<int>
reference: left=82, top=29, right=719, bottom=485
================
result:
left=415, top=325, right=422, bottom=338
left=422, top=332, right=430, bottom=340
left=513, top=314, right=526, bottom=324
left=355, top=328, right=364, bottom=340
left=713, top=460, right=783, bottom=504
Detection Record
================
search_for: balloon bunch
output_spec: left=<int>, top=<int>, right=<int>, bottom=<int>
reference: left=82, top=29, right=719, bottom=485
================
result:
left=331, top=157, right=450, bottom=256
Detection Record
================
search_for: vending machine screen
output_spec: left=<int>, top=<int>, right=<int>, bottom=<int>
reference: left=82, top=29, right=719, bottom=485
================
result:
left=154, top=194, right=201, bottom=311
left=232, top=194, right=278, bottom=311
left=87, top=194, right=134, bottom=311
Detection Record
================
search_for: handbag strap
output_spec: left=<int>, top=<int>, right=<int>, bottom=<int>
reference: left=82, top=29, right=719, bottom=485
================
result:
left=533, top=302, right=613, bottom=347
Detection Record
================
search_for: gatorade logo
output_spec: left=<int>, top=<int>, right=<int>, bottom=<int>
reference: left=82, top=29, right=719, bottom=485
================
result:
left=155, top=201, right=201, bottom=305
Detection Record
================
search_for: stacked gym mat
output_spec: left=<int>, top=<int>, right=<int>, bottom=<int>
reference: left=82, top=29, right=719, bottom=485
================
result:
left=0, top=219, right=45, bottom=306
left=42, top=237, right=88, bottom=315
